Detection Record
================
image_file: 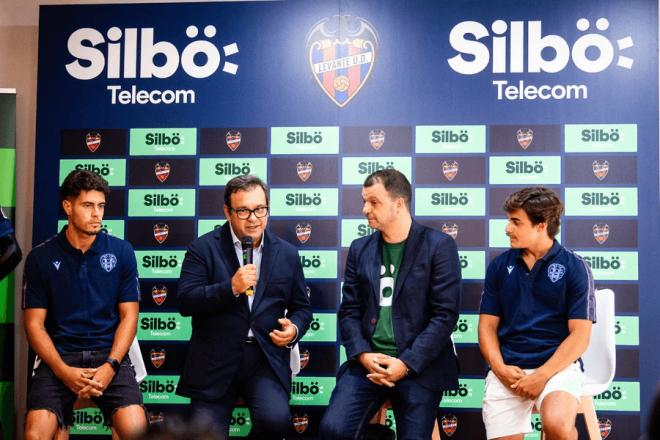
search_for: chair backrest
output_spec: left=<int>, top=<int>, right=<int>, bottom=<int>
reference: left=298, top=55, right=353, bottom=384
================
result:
left=580, top=288, right=616, bottom=396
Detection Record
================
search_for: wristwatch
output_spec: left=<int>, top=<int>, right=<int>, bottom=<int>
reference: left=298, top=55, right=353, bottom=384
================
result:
left=105, top=357, right=121, bottom=373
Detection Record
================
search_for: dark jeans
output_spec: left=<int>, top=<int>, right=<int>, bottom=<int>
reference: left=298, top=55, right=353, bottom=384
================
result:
left=190, top=342, right=291, bottom=440
left=319, top=362, right=443, bottom=440
left=26, top=350, right=143, bottom=427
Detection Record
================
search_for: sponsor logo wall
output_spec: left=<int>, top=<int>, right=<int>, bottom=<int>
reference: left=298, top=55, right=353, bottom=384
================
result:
left=33, top=1, right=657, bottom=438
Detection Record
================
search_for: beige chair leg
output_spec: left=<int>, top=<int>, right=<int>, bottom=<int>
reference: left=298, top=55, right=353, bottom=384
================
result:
left=579, top=396, right=601, bottom=440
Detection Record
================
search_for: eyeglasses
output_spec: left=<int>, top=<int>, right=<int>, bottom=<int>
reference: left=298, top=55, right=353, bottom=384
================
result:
left=230, top=206, right=269, bottom=219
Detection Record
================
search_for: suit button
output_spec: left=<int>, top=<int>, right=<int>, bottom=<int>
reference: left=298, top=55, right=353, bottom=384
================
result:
left=370, top=318, right=377, bottom=325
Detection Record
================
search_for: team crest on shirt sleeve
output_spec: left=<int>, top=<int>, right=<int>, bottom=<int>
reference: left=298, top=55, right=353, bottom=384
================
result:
left=100, top=253, right=118, bottom=272
left=547, top=263, right=566, bottom=282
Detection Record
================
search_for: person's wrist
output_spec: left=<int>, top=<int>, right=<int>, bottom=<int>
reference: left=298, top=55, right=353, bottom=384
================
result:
left=104, top=357, right=120, bottom=374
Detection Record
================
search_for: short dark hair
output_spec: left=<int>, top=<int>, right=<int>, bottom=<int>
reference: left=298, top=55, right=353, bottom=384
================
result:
left=503, top=187, right=563, bottom=238
left=60, top=169, right=110, bottom=202
left=363, top=169, right=411, bottom=211
left=223, top=174, right=269, bottom=207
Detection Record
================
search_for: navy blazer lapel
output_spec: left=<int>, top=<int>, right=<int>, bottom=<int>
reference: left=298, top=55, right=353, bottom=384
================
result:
left=394, top=221, right=423, bottom=298
left=218, top=224, right=247, bottom=312
left=365, top=232, right=381, bottom=305
left=251, top=230, right=279, bottom=313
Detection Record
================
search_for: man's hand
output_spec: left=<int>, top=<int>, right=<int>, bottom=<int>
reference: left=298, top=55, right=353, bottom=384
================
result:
left=510, top=370, right=549, bottom=399
left=269, top=318, right=297, bottom=347
left=231, top=264, right=257, bottom=295
left=492, top=364, right=525, bottom=388
left=358, top=353, right=408, bottom=387
left=373, top=356, right=408, bottom=385
left=57, top=366, right=102, bottom=397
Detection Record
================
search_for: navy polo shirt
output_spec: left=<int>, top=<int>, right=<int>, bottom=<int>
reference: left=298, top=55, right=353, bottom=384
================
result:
left=22, top=227, right=140, bottom=353
left=479, top=241, right=595, bottom=369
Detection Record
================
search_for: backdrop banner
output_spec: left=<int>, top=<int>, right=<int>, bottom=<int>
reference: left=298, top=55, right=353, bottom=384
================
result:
left=33, top=1, right=658, bottom=438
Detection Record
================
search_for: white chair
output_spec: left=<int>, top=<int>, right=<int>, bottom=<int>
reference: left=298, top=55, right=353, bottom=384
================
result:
left=578, top=288, right=616, bottom=439
left=290, top=342, right=301, bottom=377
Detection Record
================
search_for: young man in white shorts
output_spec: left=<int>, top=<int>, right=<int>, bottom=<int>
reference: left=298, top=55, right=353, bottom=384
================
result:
left=479, top=187, right=595, bottom=440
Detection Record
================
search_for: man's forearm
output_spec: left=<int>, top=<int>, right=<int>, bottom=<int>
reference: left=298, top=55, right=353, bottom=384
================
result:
left=536, top=329, right=590, bottom=379
left=108, top=311, right=137, bottom=362
left=478, top=323, right=506, bottom=373
left=26, top=323, right=68, bottom=376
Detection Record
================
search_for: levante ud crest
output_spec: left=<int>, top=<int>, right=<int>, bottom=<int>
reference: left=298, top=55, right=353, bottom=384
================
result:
left=307, top=15, right=379, bottom=107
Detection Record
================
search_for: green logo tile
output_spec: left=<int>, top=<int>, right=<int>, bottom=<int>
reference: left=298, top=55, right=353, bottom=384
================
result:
left=135, top=250, right=186, bottom=279
left=290, top=377, right=336, bottom=406
left=298, top=250, right=337, bottom=279
left=301, top=313, right=337, bottom=342
left=139, top=375, right=190, bottom=404
left=415, top=188, right=486, bottom=216
left=229, top=408, right=252, bottom=437
left=341, top=157, right=412, bottom=185
left=70, top=408, right=112, bottom=435
left=138, top=312, right=192, bottom=340
left=564, top=188, right=637, bottom=216
left=593, top=381, right=640, bottom=411
left=270, top=188, right=338, bottom=216
left=575, top=251, right=638, bottom=281
left=199, top=158, right=267, bottom=185
left=440, top=378, right=484, bottom=409
left=459, top=251, right=485, bottom=280
left=489, top=156, right=561, bottom=184
left=271, top=127, right=339, bottom=155
left=59, top=159, right=126, bottom=186
left=615, top=316, right=639, bottom=346
left=128, top=189, right=196, bottom=217
left=341, top=219, right=376, bottom=247
left=565, top=124, right=637, bottom=152
left=415, top=125, right=486, bottom=153
left=130, top=128, right=196, bottom=155
left=451, top=314, right=478, bottom=344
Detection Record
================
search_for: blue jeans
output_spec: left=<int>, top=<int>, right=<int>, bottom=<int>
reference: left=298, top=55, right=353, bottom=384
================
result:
left=319, top=362, right=443, bottom=440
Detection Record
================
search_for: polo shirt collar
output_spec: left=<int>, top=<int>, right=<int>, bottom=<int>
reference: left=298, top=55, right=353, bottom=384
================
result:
left=57, top=225, right=106, bottom=255
left=229, top=223, right=264, bottom=252
left=514, top=239, right=561, bottom=263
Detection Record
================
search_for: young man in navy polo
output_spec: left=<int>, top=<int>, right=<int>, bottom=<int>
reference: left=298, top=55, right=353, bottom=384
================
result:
left=479, top=187, right=595, bottom=440
left=23, top=170, right=147, bottom=439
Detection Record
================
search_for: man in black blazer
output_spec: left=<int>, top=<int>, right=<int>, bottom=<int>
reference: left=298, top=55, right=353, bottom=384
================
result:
left=320, top=169, right=461, bottom=439
left=176, top=175, right=312, bottom=439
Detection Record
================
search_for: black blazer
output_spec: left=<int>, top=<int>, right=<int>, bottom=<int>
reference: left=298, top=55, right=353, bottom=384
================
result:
left=175, top=223, right=312, bottom=400
left=339, top=220, right=461, bottom=391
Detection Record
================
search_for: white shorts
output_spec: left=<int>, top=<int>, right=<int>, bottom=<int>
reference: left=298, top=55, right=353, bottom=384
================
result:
left=482, top=363, right=584, bottom=439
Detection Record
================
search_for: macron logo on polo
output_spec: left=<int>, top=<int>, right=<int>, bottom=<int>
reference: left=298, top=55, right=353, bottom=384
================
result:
left=53, top=261, right=61, bottom=270
left=507, top=265, right=514, bottom=274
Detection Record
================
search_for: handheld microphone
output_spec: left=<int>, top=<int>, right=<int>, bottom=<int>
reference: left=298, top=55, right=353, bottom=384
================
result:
left=241, top=236, right=254, bottom=296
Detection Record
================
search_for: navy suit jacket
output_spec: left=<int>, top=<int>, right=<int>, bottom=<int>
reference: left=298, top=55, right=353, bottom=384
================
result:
left=339, top=220, right=461, bottom=391
left=176, top=223, right=312, bottom=401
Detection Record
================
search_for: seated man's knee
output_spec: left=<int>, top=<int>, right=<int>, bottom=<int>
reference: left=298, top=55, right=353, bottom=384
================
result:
left=319, top=414, right=352, bottom=440
left=251, top=406, right=290, bottom=435
left=542, top=414, right=576, bottom=440
left=25, top=410, right=59, bottom=440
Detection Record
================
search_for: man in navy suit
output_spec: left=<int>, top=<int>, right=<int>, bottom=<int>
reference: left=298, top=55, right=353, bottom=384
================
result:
left=320, top=169, right=462, bottom=439
left=176, top=175, right=312, bottom=439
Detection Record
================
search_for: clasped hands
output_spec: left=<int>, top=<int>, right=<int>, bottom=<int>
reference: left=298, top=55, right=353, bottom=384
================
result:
left=60, top=363, right=116, bottom=399
left=494, top=364, right=549, bottom=399
left=358, top=352, right=408, bottom=387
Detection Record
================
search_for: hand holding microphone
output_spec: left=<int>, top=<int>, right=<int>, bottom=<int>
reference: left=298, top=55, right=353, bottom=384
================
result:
left=231, top=236, right=256, bottom=296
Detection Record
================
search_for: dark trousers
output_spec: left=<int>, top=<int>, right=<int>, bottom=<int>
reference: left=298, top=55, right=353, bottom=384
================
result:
left=319, top=362, right=443, bottom=440
left=190, top=341, right=290, bottom=440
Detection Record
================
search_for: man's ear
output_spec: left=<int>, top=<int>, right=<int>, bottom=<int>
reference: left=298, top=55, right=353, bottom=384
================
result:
left=62, top=199, right=72, bottom=216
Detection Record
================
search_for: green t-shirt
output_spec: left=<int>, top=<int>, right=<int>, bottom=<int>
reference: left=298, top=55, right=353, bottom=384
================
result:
left=371, top=239, right=406, bottom=357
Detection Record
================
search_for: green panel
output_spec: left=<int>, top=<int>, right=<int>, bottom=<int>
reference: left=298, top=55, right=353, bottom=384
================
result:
left=0, top=382, right=14, bottom=440
left=564, top=188, right=637, bottom=216
left=300, top=313, right=337, bottom=342
left=415, top=125, right=486, bottom=153
left=439, top=378, right=484, bottom=409
left=135, top=250, right=186, bottom=279
left=615, top=316, right=639, bottom=346
left=129, top=128, right=197, bottom=155
left=0, top=149, right=16, bottom=207
left=339, top=346, right=347, bottom=365
left=228, top=408, right=252, bottom=437
left=341, top=219, right=376, bottom=247
left=524, top=414, right=543, bottom=439
left=489, top=156, right=561, bottom=184
left=458, top=251, right=485, bottom=280
left=593, top=381, right=640, bottom=411
left=341, top=157, right=412, bottom=185
left=270, top=188, right=338, bottom=216
left=199, top=158, right=268, bottom=185
left=298, top=250, right=338, bottom=279
left=69, top=408, right=112, bottom=435
left=59, top=159, right=126, bottom=186
left=128, top=189, right=196, bottom=217
left=137, top=312, right=192, bottom=340
left=140, top=375, right=191, bottom=404
left=0, top=273, right=14, bottom=323
left=564, top=124, right=637, bottom=152
left=575, top=251, right=638, bottom=281
left=451, top=313, right=478, bottom=344
left=197, top=219, right=226, bottom=237
left=270, top=127, right=339, bottom=154
left=415, top=188, right=486, bottom=216
left=290, top=377, right=336, bottom=406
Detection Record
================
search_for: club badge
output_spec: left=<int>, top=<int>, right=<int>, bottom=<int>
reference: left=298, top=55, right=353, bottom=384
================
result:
left=153, top=224, right=170, bottom=244
left=442, top=160, right=459, bottom=181
left=592, top=160, right=609, bottom=181
left=441, top=223, right=458, bottom=240
left=151, top=285, right=168, bottom=306
left=441, top=414, right=458, bottom=437
left=150, top=349, right=166, bottom=368
left=296, top=223, right=312, bottom=244
left=593, top=224, right=610, bottom=244
left=226, top=130, right=242, bottom=151
left=85, top=132, right=102, bottom=153
left=297, top=161, right=313, bottom=182
left=369, top=129, right=385, bottom=150
left=155, top=162, right=171, bottom=183
left=516, top=128, right=534, bottom=149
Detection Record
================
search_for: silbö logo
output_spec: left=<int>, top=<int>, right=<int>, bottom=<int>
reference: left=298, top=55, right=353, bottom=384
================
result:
left=65, top=25, right=239, bottom=105
left=448, top=18, right=633, bottom=100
